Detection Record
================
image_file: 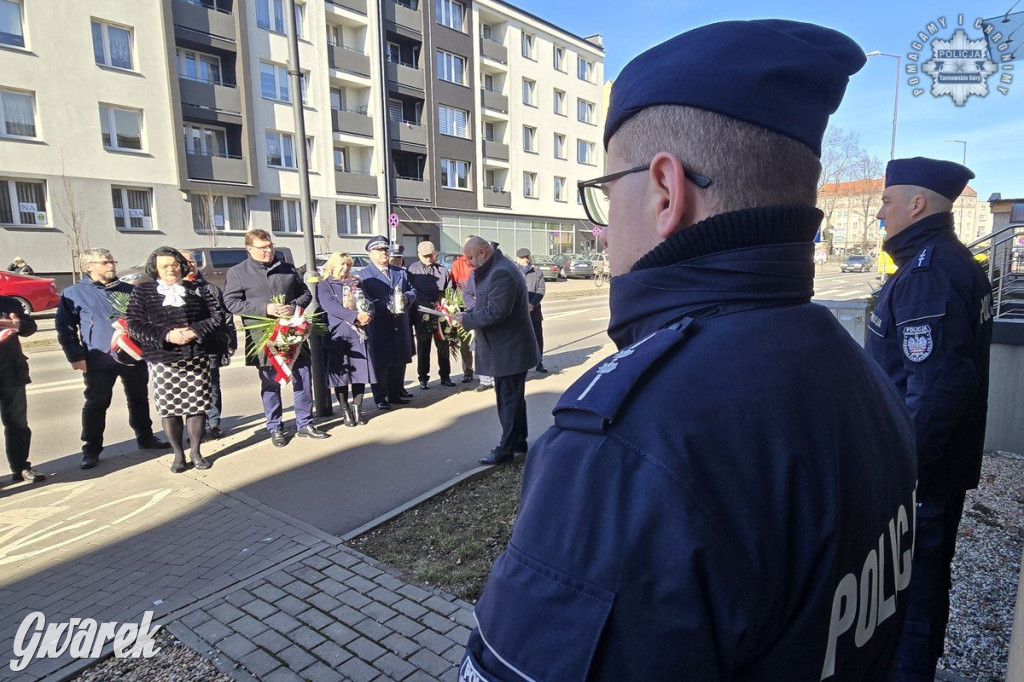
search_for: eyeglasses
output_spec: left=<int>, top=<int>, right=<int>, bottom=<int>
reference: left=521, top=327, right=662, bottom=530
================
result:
left=248, top=243, right=274, bottom=252
left=577, top=163, right=713, bottom=227
left=89, top=260, right=117, bottom=266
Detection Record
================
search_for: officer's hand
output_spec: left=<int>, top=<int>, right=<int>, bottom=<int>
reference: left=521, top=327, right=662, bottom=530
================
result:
left=528, top=304, right=534, bottom=312
left=357, top=312, right=371, bottom=325
left=0, top=313, right=20, bottom=330
left=279, top=304, right=295, bottom=317
left=71, top=360, right=87, bottom=372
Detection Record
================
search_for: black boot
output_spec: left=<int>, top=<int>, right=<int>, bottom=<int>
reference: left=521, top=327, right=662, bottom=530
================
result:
left=343, top=405, right=355, bottom=427
left=352, top=404, right=365, bottom=425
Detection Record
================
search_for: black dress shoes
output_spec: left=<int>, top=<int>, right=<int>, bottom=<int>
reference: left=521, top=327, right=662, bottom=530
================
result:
left=375, top=400, right=390, bottom=410
left=439, top=378, right=456, bottom=387
left=461, top=374, right=474, bottom=383
left=80, top=453, right=99, bottom=470
left=475, top=383, right=493, bottom=392
left=296, top=425, right=329, bottom=439
left=479, top=450, right=513, bottom=465
left=13, top=468, right=45, bottom=483
left=191, top=456, right=212, bottom=470
left=513, top=441, right=528, bottom=454
left=536, top=365, right=549, bottom=374
left=170, top=459, right=188, bottom=474
left=206, top=426, right=224, bottom=440
left=400, top=389, right=414, bottom=399
left=138, top=437, right=170, bottom=450
left=390, top=396, right=411, bottom=405
left=271, top=428, right=287, bottom=447
left=419, top=380, right=430, bottom=390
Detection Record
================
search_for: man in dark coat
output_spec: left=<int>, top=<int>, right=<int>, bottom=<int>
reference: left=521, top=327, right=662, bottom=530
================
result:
left=516, top=248, right=548, bottom=373
left=0, top=295, right=44, bottom=483
left=358, top=235, right=417, bottom=409
left=407, top=240, right=455, bottom=389
left=223, top=229, right=326, bottom=446
left=7, top=257, right=33, bottom=276
left=56, top=248, right=168, bottom=470
left=867, top=157, right=993, bottom=681
left=461, top=20, right=918, bottom=681
left=457, top=237, right=538, bottom=464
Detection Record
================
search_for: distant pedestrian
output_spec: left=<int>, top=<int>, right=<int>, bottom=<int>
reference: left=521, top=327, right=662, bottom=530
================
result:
left=516, top=248, right=548, bottom=373
left=407, top=241, right=455, bottom=389
left=6, top=257, right=34, bottom=276
left=0, top=294, right=44, bottom=483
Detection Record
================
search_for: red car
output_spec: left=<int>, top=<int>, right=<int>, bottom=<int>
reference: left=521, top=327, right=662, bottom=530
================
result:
left=0, top=271, right=60, bottom=314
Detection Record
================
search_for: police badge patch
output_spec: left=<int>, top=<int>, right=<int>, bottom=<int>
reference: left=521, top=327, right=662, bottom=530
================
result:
left=903, top=325, right=934, bottom=363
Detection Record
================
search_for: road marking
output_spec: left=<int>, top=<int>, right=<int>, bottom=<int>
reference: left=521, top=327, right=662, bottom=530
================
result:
left=588, top=316, right=609, bottom=322
left=545, top=308, right=600, bottom=320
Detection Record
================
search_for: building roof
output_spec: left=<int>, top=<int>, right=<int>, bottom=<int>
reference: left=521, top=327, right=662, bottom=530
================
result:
left=819, top=179, right=977, bottom=198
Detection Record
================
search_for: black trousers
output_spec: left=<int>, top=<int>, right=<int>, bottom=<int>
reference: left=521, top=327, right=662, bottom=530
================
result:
left=531, top=316, right=544, bottom=366
left=493, top=371, right=528, bottom=456
left=415, top=324, right=451, bottom=382
left=81, top=363, right=155, bottom=456
left=0, top=384, right=31, bottom=473
left=371, top=365, right=408, bottom=403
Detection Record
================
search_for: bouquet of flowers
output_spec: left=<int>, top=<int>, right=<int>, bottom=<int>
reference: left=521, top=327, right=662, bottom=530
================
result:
left=108, top=291, right=143, bottom=365
left=244, top=295, right=327, bottom=386
left=429, top=287, right=473, bottom=361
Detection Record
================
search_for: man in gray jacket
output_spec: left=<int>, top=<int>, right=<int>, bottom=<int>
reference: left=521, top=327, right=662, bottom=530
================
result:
left=457, top=237, right=538, bottom=464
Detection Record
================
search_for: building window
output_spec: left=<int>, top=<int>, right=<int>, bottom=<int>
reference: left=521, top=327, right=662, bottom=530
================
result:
left=438, top=104, right=469, bottom=138
left=176, top=49, right=222, bottom=84
left=553, top=133, right=566, bottom=159
left=183, top=123, right=228, bottom=157
left=522, top=125, right=536, bottom=153
left=440, top=158, right=469, bottom=189
left=334, top=147, right=348, bottom=171
left=256, top=0, right=285, bottom=33
left=266, top=131, right=296, bottom=168
left=523, top=171, right=537, bottom=198
left=190, top=194, right=247, bottom=232
left=99, top=105, right=142, bottom=151
left=554, top=176, right=566, bottom=202
left=436, top=49, right=466, bottom=85
left=0, top=88, right=35, bottom=139
left=0, top=178, right=47, bottom=226
left=260, top=62, right=307, bottom=104
left=522, top=78, right=535, bottom=106
left=111, top=186, right=153, bottom=230
left=0, top=0, right=25, bottom=48
left=435, top=0, right=464, bottom=31
left=270, top=198, right=301, bottom=232
left=578, top=57, right=595, bottom=82
left=337, top=203, right=374, bottom=235
left=553, top=89, right=566, bottom=116
left=553, top=45, right=565, bottom=72
left=577, top=98, right=595, bottom=124
left=521, top=32, right=535, bottom=59
left=577, top=139, right=595, bottom=165
left=91, top=20, right=133, bottom=70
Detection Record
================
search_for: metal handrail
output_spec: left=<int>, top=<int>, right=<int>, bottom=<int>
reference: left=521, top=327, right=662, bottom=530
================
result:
left=967, top=222, right=1024, bottom=320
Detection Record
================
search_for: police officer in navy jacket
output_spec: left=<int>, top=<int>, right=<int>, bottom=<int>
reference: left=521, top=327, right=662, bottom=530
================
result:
left=461, top=20, right=918, bottom=681
left=867, top=158, right=993, bottom=681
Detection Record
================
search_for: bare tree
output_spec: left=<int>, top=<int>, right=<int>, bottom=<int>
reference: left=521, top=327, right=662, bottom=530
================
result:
left=190, top=187, right=220, bottom=247
left=849, top=152, right=886, bottom=253
left=817, top=127, right=862, bottom=253
left=55, top=154, right=89, bottom=283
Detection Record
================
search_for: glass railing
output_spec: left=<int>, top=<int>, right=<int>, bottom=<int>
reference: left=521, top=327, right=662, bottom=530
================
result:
left=178, top=72, right=233, bottom=87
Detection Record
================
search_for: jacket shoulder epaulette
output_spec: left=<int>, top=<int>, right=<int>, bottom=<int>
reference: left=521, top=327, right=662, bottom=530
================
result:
left=909, top=246, right=933, bottom=272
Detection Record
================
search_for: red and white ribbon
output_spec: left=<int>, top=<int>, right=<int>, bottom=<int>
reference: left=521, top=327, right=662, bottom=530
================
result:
left=110, top=318, right=143, bottom=361
left=265, top=307, right=312, bottom=386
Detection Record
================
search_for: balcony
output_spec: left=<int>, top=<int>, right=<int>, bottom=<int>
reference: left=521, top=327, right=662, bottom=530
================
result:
left=480, top=88, right=507, bottom=113
left=186, top=152, right=248, bottom=184
left=174, top=0, right=235, bottom=41
left=386, top=62, right=424, bottom=91
left=482, top=139, right=509, bottom=161
left=480, top=37, right=507, bottom=64
left=390, top=121, right=427, bottom=146
left=482, top=188, right=511, bottom=209
left=335, top=171, right=378, bottom=196
left=395, top=177, right=430, bottom=201
left=332, top=108, right=374, bottom=137
left=179, top=77, right=242, bottom=114
left=328, top=43, right=371, bottom=77
left=382, top=0, right=422, bottom=32
left=327, top=0, right=367, bottom=15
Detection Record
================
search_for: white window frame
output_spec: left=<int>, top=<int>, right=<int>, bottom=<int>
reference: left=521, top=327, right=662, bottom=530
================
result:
left=0, top=177, right=48, bottom=227
left=111, top=186, right=154, bottom=230
left=91, top=20, right=133, bottom=71
left=183, top=122, right=229, bottom=157
left=99, top=105, right=143, bottom=152
left=553, top=133, right=566, bottom=159
left=270, top=198, right=301, bottom=233
left=440, top=158, right=469, bottom=190
left=260, top=62, right=308, bottom=104
left=521, top=32, right=535, bottom=60
left=190, top=193, right=247, bottom=232
left=265, top=131, right=296, bottom=168
left=522, top=78, right=535, bottom=106
left=176, top=48, right=222, bottom=84
left=256, top=0, right=286, bottom=33
left=0, top=0, right=25, bottom=49
left=553, top=89, right=565, bottom=116
left=577, top=98, right=596, bottom=124
left=553, top=45, right=565, bottom=72
left=554, top=176, right=566, bottom=202
left=577, top=139, right=595, bottom=165
left=436, top=49, right=466, bottom=85
left=438, top=104, right=469, bottom=138
left=0, top=88, right=36, bottom=140
left=578, top=57, right=595, bottom=82
left=522, top=125, right=536, bottom=153
left=523, top=171, right=537, bottom=198
left=435, top=0, right=464, bottom=32
left=337, top=203, right=375, bottom=235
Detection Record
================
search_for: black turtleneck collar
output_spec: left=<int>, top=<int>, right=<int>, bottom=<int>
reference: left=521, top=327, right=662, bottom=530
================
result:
left=882, top=212, right=956, bottom=267
left=633, top=205, right=823, bottom=272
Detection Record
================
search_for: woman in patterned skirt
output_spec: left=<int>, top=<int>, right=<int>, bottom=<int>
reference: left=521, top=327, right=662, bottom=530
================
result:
left=127, top=247, right=228, bottom=472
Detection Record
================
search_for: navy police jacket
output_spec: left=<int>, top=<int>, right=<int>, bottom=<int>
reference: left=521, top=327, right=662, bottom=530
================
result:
left=462, top=206, right=918, bottom=681
left=358, top=262, right=416, bottom=368
left=867, top=212, right=993, bottom=498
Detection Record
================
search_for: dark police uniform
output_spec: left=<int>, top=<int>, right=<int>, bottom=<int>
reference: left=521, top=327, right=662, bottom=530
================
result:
left=866, top=160, right=993, bottom=680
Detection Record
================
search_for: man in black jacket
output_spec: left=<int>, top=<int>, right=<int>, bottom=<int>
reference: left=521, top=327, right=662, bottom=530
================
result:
left=0, top=295, right=44, bottom=482
left=516, top=248, right=548, bottom=373
left=223, top=229, right=327, bottom=446
left=407, top=240, right=455, bottom=389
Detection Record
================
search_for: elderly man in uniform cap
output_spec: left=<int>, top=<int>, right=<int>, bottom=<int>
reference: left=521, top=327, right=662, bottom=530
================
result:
left=516, top=248, right=547, bottom=373
left=461, top=19, right=918, bottom=681
left=359, top=235, right=416, bottom=409
left=866, top=157, right=993, bottom=682
left=407, top=240, right=455, bottom=389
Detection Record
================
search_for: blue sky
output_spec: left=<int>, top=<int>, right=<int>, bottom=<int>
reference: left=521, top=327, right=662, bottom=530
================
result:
left=514, top=0, right=1024, bottom=201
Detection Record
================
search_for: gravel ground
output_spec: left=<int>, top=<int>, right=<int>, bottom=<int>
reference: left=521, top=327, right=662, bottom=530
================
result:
left=72, top=629, right=230, bottom=682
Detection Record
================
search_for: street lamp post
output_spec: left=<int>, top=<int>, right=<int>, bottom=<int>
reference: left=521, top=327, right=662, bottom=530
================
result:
left=946, top=139, right=968, bottom=239
left=865, top=51, right=901, bottom=160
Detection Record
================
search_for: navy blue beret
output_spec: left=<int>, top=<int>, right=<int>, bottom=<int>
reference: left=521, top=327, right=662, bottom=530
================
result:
left=365, top=235, right=389, bottom=251
left=604, top=19, right=866, bottom=157
left=885, top=157, right=975, bottom=201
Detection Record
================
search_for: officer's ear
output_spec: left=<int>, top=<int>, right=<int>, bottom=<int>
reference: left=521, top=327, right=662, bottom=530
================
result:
left=649, top=152, right=690, bottom=239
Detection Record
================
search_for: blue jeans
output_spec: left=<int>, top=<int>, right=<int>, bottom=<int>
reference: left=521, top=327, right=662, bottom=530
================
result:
left=0, top=384, right=31, bottom=473
left=206, top=360, right=223, bottom=427
left=258, top=355, right=313, bottom=432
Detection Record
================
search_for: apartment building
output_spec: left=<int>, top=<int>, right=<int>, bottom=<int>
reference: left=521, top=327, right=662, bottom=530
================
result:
left=0, top=0, right=603, bottom=280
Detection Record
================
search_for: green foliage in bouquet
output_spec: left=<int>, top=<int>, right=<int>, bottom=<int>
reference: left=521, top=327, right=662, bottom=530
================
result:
left=438, top=287, right=473, bottom=360
left=108, top=291, right=131, bottom=319
left=241, top=294, right=328, bottom=359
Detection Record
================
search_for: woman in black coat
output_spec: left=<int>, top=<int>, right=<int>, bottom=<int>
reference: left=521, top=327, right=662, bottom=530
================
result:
left=317, top=253, right=375, bottom=426
left=126, top=247, right=226, bottom=472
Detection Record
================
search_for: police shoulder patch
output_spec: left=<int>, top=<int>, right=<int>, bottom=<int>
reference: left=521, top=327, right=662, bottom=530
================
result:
left=910, top=247, right=933, bottom=271
left=902, top=324, right=934, bottom=362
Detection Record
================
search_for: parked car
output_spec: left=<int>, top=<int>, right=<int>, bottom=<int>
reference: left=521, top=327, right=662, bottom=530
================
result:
left=530, top=256, right=562, bottom=282
left=589, top=252, right=610, bottom=275
left=0, top=271, right=59, bottom=314
left=551, top=253, right=594, bottom=279
left=119, top=246, right=294, bottom=289
left=313, top=252, right=371, bottom=277
left=840, top=255, right=872, bottom=273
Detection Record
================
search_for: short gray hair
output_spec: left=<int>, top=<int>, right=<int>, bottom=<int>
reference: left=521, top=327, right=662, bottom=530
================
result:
left=80, top=248, right=113, bottom=270
left=612, top=105, right=822, bottom=214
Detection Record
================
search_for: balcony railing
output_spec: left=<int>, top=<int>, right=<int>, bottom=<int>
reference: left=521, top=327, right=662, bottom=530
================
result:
left=335, top=170, right=379, bottom=196
left=480, top=37, right=507, bottom=63
left=383, top=0, right=422, bottom=32
left=328, top=42, right=371, bottom=77
left=327, top=0, right=368, bottom=15
left=395, top=176, right=430, bottom=201
left=480, top=87, right=507, bottom=113
left=482, top=187, right=511, bottom=208
left=332, top=108, right=374, bottom=137
left=174, top=0, right=235, bottom=40
left=386, top=62, right=425, bottom=91
left=179, top=77, right=242, bottom=114
left=185, top=151, right=248, bottom=184
left=482, top=139, right=509, bottom=161
left=389, top=120, right=427, bottom=146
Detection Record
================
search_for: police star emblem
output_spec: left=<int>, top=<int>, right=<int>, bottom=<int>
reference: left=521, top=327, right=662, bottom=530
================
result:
left=921, top=28, right=998, bottom=105
left=903, top=325, right=934, bottom=362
